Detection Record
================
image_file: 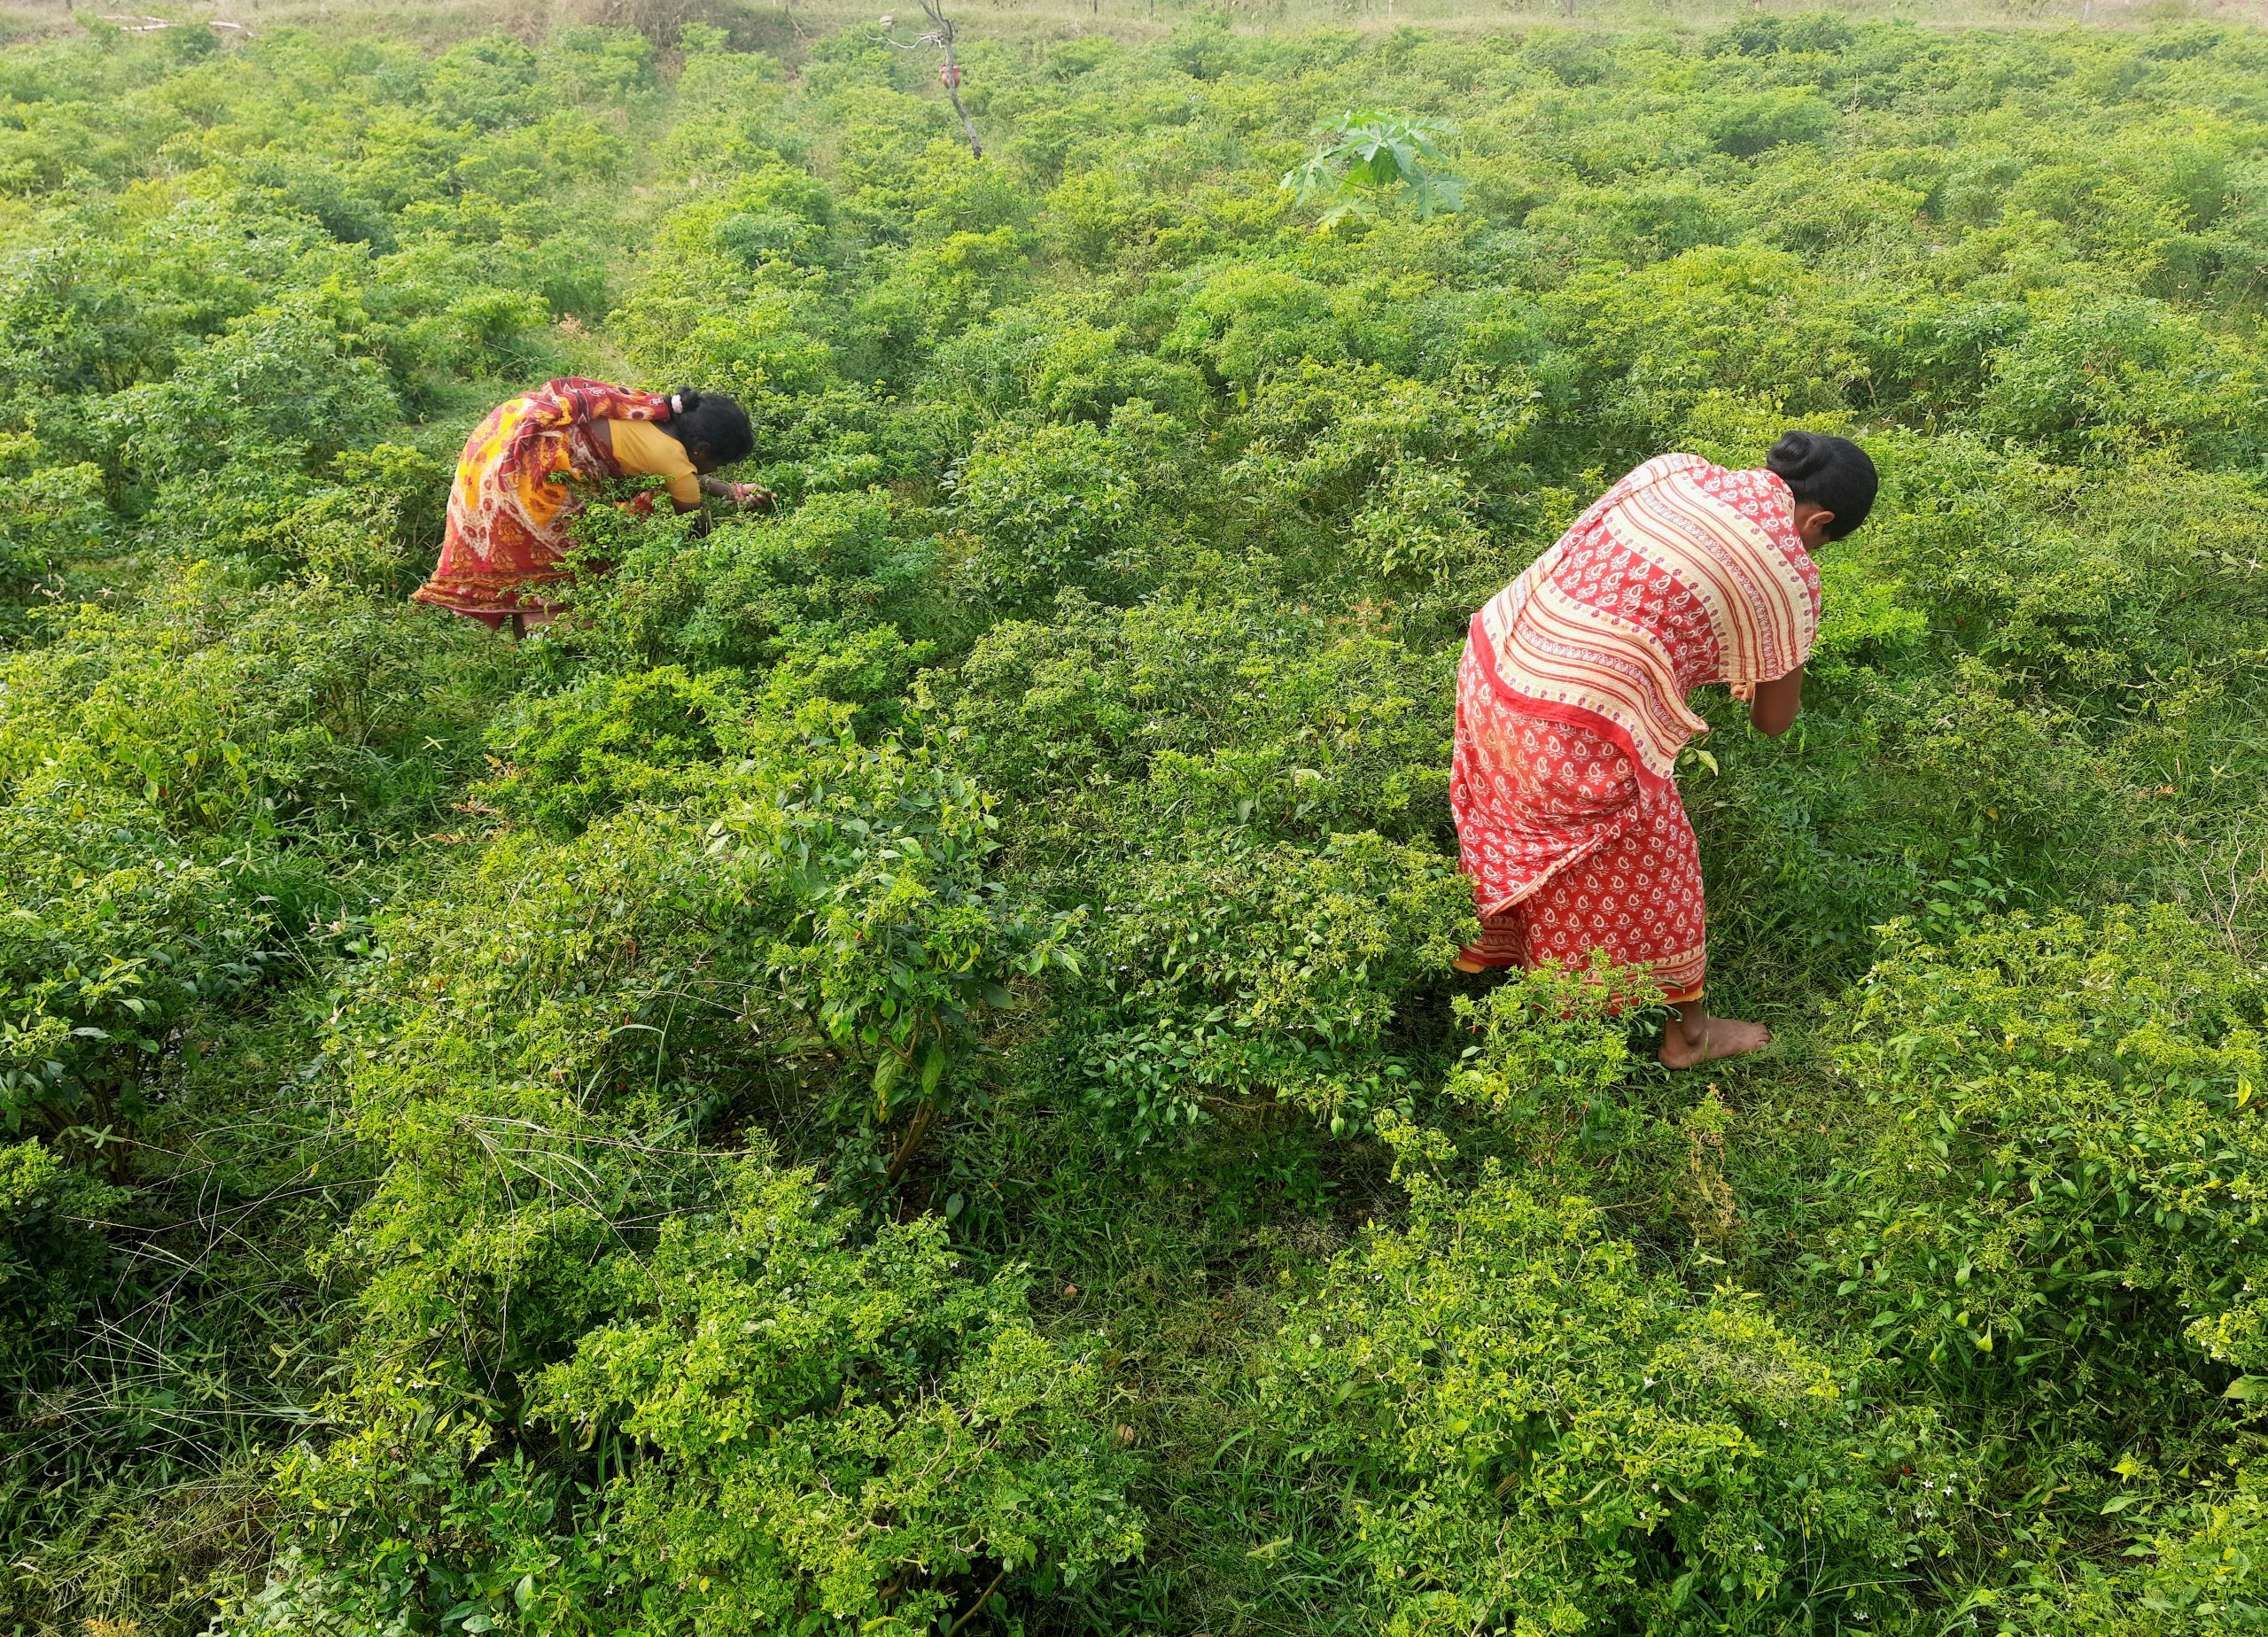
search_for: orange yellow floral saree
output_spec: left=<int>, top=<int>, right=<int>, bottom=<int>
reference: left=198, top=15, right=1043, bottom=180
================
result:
left=412, top=378, right=675, bottom=627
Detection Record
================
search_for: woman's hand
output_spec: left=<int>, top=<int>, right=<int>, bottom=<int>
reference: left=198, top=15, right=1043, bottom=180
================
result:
left=700, top=476, right=774, bottom=509
left=1728, top=680, right=1756, bottom=703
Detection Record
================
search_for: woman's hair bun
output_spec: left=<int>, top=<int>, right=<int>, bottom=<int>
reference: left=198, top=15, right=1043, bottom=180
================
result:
left=1766, top=430, right=1831, bottom=480
left=668, top=386, right=703, bottom=416
left=1763, top=429, right=1878, bottom=541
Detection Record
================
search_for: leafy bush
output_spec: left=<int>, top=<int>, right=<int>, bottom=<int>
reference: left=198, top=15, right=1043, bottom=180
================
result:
left=535, top=1157, right=1142, bottom=1632
left=343, top=706, right=1075, bottom=1167
left=555, top=488, right=939, bottom=688
left=102, top=296, right=400, bottom=487
left=1346, top=458, right=1493, bottom=587
left=1072, top=830, right=1470, bottom=1137
left=944, top=412, right=1149, bottom=609
left=940, top=594, right=1454, bottom=850
left=1229, top=359, right=1533, bottom=532
left=0, top=567, right=509, bottom=842
left=0, top=785, right=268, bottom=1136
left=0, top=1139, right=117, bottom=1381
left=1266, top=1149, right=1952, bottom=1635
left=1703, top=88, right=1836, bottom=157
left=931, top=303, right=1209, bottom=426
left=482, top=664, right=750, bottom=835
left=1548, top=244, right=1863, bottom=441
left=260, top=1152, right=1141, bottom=1636
left=1811, top=909, right=2268, bottom=1441
left=159, top=442, right=448, bottom=591
left=1981, top=295, right=2268, bottom=465
left=0, top=434, right=105, bottom=617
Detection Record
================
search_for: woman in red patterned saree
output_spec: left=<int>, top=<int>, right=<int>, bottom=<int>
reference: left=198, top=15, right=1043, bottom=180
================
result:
left=413, top=379, right=769, bottom=636
left=1450, top=431, right=1878, bottom=1067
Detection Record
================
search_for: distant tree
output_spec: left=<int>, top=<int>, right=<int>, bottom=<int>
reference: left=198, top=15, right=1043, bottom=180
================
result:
left=883, top=0, right=983, bottom=158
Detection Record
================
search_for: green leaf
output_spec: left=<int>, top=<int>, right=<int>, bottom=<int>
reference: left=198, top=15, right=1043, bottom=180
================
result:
left=873, top=1051, right=905, bottom=1117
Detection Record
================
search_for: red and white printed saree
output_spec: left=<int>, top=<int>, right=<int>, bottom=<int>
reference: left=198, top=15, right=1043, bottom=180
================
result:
left=1451, top=454, right=1821, bottom=1001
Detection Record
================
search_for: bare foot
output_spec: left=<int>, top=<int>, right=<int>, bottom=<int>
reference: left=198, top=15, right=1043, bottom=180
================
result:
left=1658, top=1015, right=1771, bottom=1068
left=1451, top=955, right=1487, bottom=974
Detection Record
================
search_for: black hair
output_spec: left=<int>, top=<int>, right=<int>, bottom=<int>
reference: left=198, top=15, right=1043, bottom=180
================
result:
left=666, top=388, right=755, bottom=467
left=1766, top=431, right=1876, bottom=540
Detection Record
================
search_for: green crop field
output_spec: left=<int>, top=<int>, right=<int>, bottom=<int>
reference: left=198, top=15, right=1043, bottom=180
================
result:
left=4, top=4, right=2268, bottom=1633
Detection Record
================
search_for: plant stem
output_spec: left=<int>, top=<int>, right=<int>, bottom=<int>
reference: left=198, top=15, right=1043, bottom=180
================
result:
left=945, top=1564, right=1010, bottom=1637
left=884, top=1098, right=939, bottom=1183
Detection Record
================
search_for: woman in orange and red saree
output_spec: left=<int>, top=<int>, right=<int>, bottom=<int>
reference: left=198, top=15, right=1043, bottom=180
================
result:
left=412, top=379, right=769, bottom=636
left=1450, top=431, right=1878, bottom=1067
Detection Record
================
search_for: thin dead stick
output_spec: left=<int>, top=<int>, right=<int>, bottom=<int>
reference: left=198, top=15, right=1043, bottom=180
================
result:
left=2175, top=832, right=2268, bottom=958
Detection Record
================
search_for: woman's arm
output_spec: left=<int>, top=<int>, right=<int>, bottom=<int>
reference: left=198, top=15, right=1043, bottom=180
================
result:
left=1749, top=663, right=1804, bottom=737
left=700, top=475, right=773, bottom=508
left=666, top=477, right=769, bottom=517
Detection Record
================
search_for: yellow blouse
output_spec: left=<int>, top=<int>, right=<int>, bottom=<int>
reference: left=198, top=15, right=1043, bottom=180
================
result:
left=605, top=419, right=700, bottom=508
